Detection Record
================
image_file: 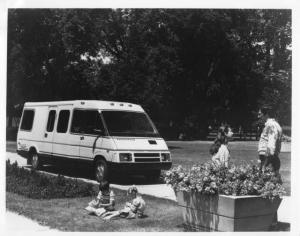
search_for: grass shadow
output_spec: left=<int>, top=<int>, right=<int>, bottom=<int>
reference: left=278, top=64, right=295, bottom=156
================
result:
left=138, top=214, right=149, bottom=219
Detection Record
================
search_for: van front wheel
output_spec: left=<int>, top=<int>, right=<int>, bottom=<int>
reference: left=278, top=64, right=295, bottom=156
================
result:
left=94, top=159, right=108, bottom=182
left=31, top=151, right=42, bottom=170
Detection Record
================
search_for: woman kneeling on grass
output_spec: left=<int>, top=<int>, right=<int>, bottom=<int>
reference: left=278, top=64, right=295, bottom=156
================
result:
left=102, top=185, right=146, bottom=220
left=85, top=180, right=115, bottom=217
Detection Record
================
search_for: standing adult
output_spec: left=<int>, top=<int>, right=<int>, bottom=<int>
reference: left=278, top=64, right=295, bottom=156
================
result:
left=257, top=107, right=283, bottom=230
left=257, top=107, right=283, bottom=175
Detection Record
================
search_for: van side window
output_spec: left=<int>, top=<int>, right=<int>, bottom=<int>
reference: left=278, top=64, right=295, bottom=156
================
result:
left=46, top=110, right=56, bottom=132
left=57, top=110, right=70, bottom=133
left=71, top=110, right=105, bottom=135
left=20, top=109, right=35, bottom=131
left=71, top=110, right=84, bottom=133
left=84, top=110, right=105, bottom=135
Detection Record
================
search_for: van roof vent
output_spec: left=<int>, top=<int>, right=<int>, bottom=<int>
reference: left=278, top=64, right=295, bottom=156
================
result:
left=128, top=104, right=132, bottom=107
left=110, top=103, right=115, bottom=106
left=120, top=104, right=124, bottom=106
left=81, top=102, right=85, bottom=105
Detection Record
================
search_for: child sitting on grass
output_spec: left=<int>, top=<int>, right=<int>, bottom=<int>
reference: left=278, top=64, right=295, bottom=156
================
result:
left=102, top=185, right=146, bottom=220
left=85, top=180, right=115, bottom=217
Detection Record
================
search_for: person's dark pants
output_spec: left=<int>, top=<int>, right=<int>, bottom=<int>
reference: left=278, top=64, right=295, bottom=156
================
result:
left=259, top=154, right=281, bottom=227
left=259, top=154, right=281, bottom=174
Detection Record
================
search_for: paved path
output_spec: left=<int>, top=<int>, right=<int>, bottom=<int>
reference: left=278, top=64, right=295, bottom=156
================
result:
left=6, top=211, right=57, bottom=232
left=6, top=151, right=291, bottom=230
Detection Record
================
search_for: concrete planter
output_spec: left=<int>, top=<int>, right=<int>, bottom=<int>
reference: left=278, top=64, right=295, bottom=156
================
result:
left=176, top=191, right=282, bottom=231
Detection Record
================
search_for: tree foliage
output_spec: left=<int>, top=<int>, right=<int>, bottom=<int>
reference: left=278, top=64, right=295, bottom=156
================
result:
left=7, top=9, right=291, bottom=139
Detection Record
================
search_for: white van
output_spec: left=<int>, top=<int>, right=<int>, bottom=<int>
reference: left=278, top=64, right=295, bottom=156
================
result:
left=17, top=100, right=172, bottom=181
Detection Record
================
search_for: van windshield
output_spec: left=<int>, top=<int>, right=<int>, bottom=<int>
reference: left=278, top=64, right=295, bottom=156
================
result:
left=101, top=111, right=160, bottom=137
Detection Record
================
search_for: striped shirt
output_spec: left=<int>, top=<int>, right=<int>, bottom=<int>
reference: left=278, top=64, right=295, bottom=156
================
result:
left=258, top=118, right=282, bottom=156
left=97, top=190, right=115, bottom=210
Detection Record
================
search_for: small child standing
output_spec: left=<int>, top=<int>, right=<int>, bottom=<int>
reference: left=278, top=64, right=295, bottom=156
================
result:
left=102, top=185, right=146, bottom=220
left=85, top=180, right=115, bottom=217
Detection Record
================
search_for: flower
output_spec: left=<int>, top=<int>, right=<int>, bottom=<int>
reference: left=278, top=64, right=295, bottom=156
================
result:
left=210, top=182, right=217, bottom=188
left=178, top=173, right=185, bottom=180
left=203, top=176, right=209, bottom=182
left=183, top=177, right=189, bottom=183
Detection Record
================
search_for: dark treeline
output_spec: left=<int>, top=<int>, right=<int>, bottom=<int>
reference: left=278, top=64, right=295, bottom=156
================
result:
left=7, top=9, right=291, bottom=139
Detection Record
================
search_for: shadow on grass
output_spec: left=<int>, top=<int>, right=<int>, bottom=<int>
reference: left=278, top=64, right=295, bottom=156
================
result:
left=33, top=164, right=165, bottom=186
left=138, top=214, right=149, bottom=219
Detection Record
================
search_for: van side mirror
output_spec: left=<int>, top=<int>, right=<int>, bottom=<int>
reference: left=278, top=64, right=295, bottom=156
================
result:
left=93, top=128, right=104, bottom=136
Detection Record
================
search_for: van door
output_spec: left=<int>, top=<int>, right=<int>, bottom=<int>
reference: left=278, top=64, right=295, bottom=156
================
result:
left=40, top=107, right=57, bottom=156
left=52, top=107, right=80, bottom=159
left=71, top=110, right=105, bottom=160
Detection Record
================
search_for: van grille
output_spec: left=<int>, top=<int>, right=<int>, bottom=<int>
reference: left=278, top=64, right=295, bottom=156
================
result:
left=135, top=158, right=160, bottom=162
left=134, top=153, right=160, bottom=157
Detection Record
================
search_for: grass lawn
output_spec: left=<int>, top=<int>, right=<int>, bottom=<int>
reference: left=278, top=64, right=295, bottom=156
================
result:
left=6, top=189, right=184, bottom=232
left=6, top=188, right=291, bottom=232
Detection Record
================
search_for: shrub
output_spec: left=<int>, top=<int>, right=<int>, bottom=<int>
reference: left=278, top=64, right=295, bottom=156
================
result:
left=6, top=160, right=97, bottom=199
left=164, top=162, right=285, bottom=200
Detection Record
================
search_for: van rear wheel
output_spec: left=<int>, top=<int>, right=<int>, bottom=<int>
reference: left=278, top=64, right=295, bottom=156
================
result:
left=31, top=151, right=42, bottom=170
left=94, top=159, right=108, bottom=182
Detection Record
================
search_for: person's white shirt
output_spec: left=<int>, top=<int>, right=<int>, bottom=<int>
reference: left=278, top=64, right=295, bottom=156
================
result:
left=212, top=144, right=230, bottom=167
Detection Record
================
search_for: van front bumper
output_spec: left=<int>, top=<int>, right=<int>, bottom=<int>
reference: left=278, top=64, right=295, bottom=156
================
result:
left=108, top=161, right=172, bottom=172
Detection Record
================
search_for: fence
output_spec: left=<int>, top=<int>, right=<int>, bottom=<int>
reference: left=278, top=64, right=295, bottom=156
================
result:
left=207, top=128, right=260, bottom=141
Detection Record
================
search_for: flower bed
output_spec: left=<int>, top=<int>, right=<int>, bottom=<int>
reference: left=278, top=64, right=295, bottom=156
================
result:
left=164, top=162, right=285, bottom=231
left=165, top=162, right=285, bottom=199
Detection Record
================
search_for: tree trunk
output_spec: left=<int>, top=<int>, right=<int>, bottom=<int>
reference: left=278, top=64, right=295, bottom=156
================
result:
left=7, top=115, right=13, bottom=128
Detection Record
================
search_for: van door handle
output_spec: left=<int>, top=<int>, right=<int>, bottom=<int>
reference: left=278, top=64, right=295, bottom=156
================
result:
left=44, top=133, right=48, bottom=138
left=80, top=136, right=84, bottom=140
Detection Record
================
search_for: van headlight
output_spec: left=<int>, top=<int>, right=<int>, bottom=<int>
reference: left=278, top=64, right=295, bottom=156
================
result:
left=119, top=153, right=132, bottom=162
left=161, top=153, right=171, bottom=161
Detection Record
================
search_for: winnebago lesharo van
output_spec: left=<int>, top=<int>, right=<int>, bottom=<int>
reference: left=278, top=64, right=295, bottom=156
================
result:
left=17, top=100, right=172, bottom=181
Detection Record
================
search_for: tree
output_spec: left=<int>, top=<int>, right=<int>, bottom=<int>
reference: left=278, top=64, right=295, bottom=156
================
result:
left=7, top=9, right=291, bottom=138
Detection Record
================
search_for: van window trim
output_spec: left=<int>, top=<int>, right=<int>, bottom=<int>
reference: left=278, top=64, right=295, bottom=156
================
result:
left=70, top=108, right=109, bottom=136
left=19, top=108, right=35, bottom=132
